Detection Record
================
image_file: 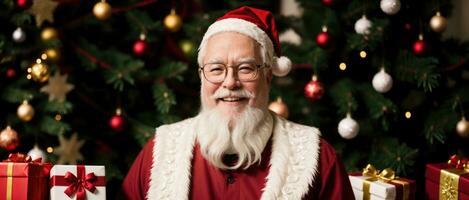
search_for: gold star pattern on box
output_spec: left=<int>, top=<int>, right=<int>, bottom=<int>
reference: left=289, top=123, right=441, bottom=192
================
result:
left=54, top=133, right=85, bottom=164
left=27, top=0, right=58, bottom=27
left=40, top=71, right=74, bottom=102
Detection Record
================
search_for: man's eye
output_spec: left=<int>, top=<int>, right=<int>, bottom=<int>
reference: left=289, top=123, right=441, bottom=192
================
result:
left=209, top=67, right=224, bottom=72
left=206, top=64, right=225, bottom=74
left=238, top=65, right=255, bottom=74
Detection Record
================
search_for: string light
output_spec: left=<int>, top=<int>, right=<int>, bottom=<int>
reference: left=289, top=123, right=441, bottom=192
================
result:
left=339, top=62, right=347, bottom=70
left=46, top=147, right=54, bottom=153
left=359, top=50, right=367, bottom=58
left=405, top=111, right=412, bottom=119
left=55, top=114, right=62, bottom=121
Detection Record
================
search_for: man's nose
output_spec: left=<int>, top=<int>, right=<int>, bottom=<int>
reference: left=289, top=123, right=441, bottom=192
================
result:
left=222, top=68, right=240, bottom=89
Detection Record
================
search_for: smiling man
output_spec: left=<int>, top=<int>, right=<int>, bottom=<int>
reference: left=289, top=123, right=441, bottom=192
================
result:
left=122, top=6, right=354, bottom=200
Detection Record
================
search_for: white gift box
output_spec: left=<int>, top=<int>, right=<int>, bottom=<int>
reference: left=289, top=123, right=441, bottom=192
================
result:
left=349, top=175, right=396, bottom=200
left=352, top=188, right=394, bottom=200
left=50, top=165, right=106, bottom=200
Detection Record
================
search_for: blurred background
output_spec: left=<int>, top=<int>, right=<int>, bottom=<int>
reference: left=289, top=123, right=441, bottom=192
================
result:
left=1, top=0, right=468, bottom=198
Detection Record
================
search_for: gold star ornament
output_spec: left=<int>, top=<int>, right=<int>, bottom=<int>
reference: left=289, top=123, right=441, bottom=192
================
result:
left=40, top=72, right=74, bottom=102
left=54, top=133, right=85, bottom=164
left=27, top=0, right=58, bottom=27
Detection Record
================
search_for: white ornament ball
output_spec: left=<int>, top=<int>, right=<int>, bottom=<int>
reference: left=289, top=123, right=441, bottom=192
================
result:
left=12, top=27, right=26, bottom=43
left=372, top=69, right=393, bottom=93
left=338, top=114, right=359, bottom=139
left=279, top=28, right=302, bottom=46
left=354, top=15, right=372, bottom=35
left=27, top=145, right=47, bottom=162
left=380, top=0, right=401, bottom=15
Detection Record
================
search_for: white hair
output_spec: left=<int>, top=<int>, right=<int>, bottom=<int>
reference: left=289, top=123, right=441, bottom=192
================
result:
left=197, top=18, right=275, bottom=70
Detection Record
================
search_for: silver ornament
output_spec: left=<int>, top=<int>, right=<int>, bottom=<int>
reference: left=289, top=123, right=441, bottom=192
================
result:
left=27, top=144, right=47, bottom=162
left=12, top=27, right=26, bottom=43
left=354, top=15, right=372, bottom=35
left=372, top=68, right=393, bottom=93
left=456, top=117, right=469, bottom=138
left=338, top=113, right=359, bottom=139
left=430, top=12, right=447, bottom=33
left=380, top=0, right=401, bottom=15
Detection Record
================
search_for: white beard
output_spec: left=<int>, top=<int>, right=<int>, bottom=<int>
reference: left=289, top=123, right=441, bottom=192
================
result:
left=195, top=106, right=273, bottom=170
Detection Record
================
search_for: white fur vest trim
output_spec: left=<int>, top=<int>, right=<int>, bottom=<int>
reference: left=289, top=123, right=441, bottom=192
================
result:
left=147, top=115, right=321, bottom=200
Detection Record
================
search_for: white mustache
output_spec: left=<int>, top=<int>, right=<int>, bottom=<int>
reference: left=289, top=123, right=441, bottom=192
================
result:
left=211, top=88, right=254, bottom=99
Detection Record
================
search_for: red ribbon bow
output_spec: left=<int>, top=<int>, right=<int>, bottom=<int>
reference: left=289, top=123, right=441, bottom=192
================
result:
left=3, top=153, right=42, bottom=163
left=63, top=165, right=98, bottom=200
left=448, top=154, right=468, bottom=169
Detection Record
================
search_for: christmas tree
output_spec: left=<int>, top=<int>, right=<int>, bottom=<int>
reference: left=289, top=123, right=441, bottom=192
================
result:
left=1, top=0, right=468, bottom=198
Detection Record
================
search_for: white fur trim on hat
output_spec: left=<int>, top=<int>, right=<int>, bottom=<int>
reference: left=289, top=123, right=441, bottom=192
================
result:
left=198, top=18, right=291, bottom=77
left=272, top=56, right=292, bottom=77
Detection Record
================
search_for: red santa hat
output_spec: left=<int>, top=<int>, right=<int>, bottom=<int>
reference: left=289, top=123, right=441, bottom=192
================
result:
left=198, top=6, right=292, bottom=77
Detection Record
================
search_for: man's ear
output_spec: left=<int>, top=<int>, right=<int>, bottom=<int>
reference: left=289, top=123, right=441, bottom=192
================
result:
left=198, top=68, right=203, bottom=80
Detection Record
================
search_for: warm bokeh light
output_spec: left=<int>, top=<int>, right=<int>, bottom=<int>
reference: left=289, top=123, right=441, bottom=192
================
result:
left=339, top=62, right=347, bottom=70
left=360, top=50, right=367, bottom=58
left=55, top=114, right=62, bottom=121
left=405, top=111, right=412, bottom=119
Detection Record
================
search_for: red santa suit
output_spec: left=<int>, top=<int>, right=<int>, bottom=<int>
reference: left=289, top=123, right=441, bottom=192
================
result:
left=122, top=114, right=355, bottom=200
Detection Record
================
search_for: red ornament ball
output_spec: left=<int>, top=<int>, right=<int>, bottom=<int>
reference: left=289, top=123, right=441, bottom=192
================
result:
left=6, top=68, right=16, bottom=78
left=321, top=0, right=334, bottom=6
left=133, top=40, right=147, bottom=55
left=16, top=0, right=30, bottom=8
left=404, top=23, right=412, bottom=31
left=109, top=115, right=125, bottom=132
left=304, top=77, right=324, bottom=101
left=412, top=39, right=426, bottom=55
left=316, top=31, right=332, bottom=48
left=0, top=126, right=19, bottom=151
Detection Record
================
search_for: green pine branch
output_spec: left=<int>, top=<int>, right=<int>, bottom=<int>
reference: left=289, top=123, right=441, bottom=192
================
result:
left=370, top=138, right=418, bottom=176
left=359, top=84, right=397, bottom=131
left=396, top=50, right=440, bottom=92
left=38, top=116, right=71, bottom=136
left=152, top=84, right=176, bottom=114
left=330, top=78, right=358, bottom=115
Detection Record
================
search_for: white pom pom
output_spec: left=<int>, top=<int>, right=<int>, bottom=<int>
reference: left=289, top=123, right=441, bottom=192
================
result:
left=272, top=56, right=292, bottom=77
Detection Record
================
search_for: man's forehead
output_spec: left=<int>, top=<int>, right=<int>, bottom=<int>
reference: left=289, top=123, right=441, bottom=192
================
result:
left=205, top=57, right=257, bottom=63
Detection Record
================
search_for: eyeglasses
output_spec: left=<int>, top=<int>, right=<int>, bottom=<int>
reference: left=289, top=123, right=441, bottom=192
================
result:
left=199, top=62, right=267, bottom=84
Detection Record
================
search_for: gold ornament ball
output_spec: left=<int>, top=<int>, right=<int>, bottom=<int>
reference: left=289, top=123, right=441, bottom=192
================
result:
left=45, top=49, right=60, bottom=62
left=269, top=98, right=289, bottom=118
left=430, top=12, right=447, bottom=33
left=29, top=62, right=49, bottom=82
left=17, top=100, right=35, bottom=122
left=41, top=27, right=58, bottom=41
left=164, top=10, right=182, bottom=32
left=179, top=39, right=195, bottom=57
left=0, top=126, right=19, bottom=151
left=456, top=117, right=469, bottom=138
left=93, top=1, right=112, bottom=20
